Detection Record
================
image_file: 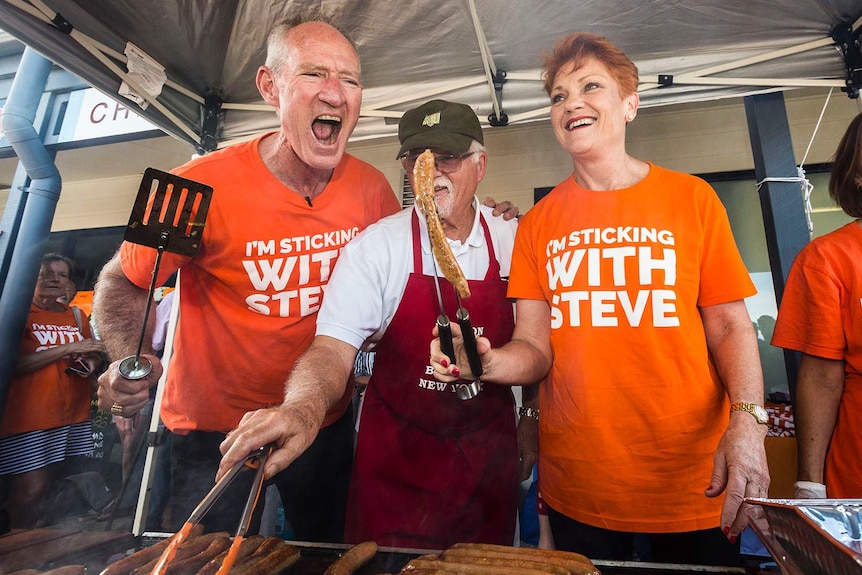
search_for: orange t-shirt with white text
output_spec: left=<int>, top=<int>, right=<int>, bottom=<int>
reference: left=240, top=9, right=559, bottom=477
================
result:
left=121, top=135, right=400, bottom=434
left=508, top=163, right=755, bottom=532
left=2, top=304, right=93, bottom=437
left=772, top=221, right=862, bottom=497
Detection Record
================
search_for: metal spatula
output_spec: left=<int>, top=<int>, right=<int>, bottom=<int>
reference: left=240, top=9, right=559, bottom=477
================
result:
left=117, top=167, right=213, bottom=379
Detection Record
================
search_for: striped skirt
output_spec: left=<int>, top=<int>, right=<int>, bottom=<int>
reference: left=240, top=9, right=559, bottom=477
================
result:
left=0, top=422, right=93, bottom=475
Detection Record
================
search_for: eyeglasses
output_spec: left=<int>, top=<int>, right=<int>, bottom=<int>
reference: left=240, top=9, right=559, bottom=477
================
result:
left=400, top=151, right=477, bottom=174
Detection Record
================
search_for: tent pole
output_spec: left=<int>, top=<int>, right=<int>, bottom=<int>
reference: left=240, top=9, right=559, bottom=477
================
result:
left=743, top=91, right=808, bottom=404
left=0, top=47, right=61, bottom=400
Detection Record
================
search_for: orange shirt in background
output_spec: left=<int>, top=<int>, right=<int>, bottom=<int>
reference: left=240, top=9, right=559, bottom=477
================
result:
left=2, top=304, right=94, bottom=436
left=771, top=221, right=862, bottom=497
left=509, top=163, right=756, bottom=532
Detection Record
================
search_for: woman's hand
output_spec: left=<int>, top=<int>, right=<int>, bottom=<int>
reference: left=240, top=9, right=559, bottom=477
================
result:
left=704, top=414, right=770, bottom=541
left=66, top=338, right=107, bottom=355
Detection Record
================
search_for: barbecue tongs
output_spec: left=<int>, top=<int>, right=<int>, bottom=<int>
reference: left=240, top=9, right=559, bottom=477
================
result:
left=150, top=445, right=273, bottom=575
left=429, top=238, right=483, bottom=401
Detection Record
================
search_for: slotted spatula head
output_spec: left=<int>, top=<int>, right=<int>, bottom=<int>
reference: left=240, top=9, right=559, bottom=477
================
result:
left=124, top=167, right=213, bottom=257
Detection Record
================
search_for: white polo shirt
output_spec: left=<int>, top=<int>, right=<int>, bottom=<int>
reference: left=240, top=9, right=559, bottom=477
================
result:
left=316, top=197, right=517, bottom=350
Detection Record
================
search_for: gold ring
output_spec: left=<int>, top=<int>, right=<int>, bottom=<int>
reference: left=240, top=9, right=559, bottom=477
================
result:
left=110, top=403, right=124, bottom=416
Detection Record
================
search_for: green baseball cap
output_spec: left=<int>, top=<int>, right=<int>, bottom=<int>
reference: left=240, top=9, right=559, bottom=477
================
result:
left=397, top=99, right=484, bottom=158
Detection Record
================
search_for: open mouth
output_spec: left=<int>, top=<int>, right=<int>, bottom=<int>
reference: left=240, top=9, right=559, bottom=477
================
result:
left=312, top=115, right=342, bottom=144
left=565, top=117, right=596, bottom=131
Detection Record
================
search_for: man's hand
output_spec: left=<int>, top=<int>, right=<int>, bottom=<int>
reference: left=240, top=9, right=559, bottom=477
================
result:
left=218, top=403, right=323, bottom=481
left=218, top=336, right=355, bottom=482
left=96, top=354, right=162, bottom=417
left=113, top=411, right=141, bottom=442
left=704, top=415, right=770, bottom=541
left=483, top=196, right=519, bottom=220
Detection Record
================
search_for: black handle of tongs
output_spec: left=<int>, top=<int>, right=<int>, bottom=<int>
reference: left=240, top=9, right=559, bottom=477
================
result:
left=437, top=313, right=456, bottom=364
left=456, top=306, right=483, bottom=378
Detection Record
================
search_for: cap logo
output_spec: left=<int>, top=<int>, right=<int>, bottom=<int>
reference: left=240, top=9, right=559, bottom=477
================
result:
left=422, top=112, right=441, bottom=127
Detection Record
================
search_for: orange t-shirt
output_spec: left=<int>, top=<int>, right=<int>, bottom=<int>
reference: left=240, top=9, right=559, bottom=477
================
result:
left=1, top=304, right=94, bottom=437
left=508, top=163, right=756, bottom=532
left=121, top=134, right=400, bottom=434
left=771, top=221, right=862, bottom=497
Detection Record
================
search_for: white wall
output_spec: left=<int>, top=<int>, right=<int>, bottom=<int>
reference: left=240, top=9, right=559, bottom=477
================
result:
left=353, top=87, right=862, bottom=213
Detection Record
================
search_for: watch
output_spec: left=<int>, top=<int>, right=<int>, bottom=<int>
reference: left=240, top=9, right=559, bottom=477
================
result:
left=730, top=402, right=768, bottom=425
left=518, top=407, right=539, bottom=420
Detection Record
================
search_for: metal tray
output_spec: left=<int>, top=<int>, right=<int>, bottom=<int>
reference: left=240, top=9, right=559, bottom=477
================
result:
left=745, top=498, right=862, bottom=575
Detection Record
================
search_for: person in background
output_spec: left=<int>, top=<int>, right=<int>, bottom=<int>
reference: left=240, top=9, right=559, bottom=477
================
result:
left=431, top=32, right=769, bottom=565
left=0, top=254, right=105, bottom=528
left=93, top=11, right=516, bottom=540
left=771, top=111, right=862, bottom=500
left=219, top=99, right=532, bottom=549
left=56, top=277, right=77, bottom=307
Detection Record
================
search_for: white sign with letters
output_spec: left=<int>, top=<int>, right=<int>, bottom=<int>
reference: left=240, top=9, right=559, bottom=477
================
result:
left=62, top=88, right=156, bottom=142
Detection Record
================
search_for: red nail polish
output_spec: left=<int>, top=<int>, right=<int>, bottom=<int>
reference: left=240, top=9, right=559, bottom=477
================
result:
left=452, top=367, right=461, bottom=377
left=441, top=358, right=449, bottom=368
left=729, top=534, right=737, bottom=544
left=723, top=526, right=730, bottom=536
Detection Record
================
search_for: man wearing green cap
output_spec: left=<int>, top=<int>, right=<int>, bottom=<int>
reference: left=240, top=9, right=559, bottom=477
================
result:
left=220, top=99, right=529, bottom=548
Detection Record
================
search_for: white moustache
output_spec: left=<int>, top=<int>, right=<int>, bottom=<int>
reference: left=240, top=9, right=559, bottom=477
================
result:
left=433, top=176, right=453, bottom=194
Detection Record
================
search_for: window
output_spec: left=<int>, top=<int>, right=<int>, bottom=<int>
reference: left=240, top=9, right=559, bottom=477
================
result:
left=708, top=166, right=852, bottom=398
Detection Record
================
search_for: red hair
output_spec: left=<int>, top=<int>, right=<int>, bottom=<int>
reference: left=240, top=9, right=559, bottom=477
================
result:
left=542, top=33, right=638, bottom=97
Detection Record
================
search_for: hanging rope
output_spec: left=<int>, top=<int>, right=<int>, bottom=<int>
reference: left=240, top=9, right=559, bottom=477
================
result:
left=755, top=88, right=833, bottom=235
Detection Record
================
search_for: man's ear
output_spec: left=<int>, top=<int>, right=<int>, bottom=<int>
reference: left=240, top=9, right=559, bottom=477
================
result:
left=257, top=66, right=278, bottom=106
left=475, top=151, right=488, bottom=183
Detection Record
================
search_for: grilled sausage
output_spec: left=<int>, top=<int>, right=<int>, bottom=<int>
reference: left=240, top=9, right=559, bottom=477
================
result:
left=41, top=566, right=86, bottom=575
left=440, top=554, right=570, bottom=575
left=448, top=543, right=592, bottom=565
left=240, top=536, right=284, bottom=560
left=324, top=541, right=378, bottom=575
left=99, top=525, right=205, bottom=575
left=194, top=535, right=264, bottom=575
left=405, top=557, right=556, bottom=575
left=444, top=545, right=600, bottom=575
left=413, top=149, right=470, bottom=299
left=230, top=539, right=299, bottom=575
left=166, top=536, right=231, bottom=575
left=132, top=532, right=229, bottom=575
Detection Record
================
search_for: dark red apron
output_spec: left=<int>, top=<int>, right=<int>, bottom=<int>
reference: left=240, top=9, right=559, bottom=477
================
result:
left=345, top=211, right=518, bottom=549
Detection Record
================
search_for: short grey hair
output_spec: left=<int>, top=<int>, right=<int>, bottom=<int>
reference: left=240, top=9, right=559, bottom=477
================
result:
left=468, top=140, right=486, bottom=164
left=265, top=10, right=357, bottom=74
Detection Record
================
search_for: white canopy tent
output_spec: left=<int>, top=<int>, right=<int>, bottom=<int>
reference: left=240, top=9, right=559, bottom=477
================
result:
left=0, top=0, right=860, bottom=152
left=2, top=0, right=862, bottom=536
